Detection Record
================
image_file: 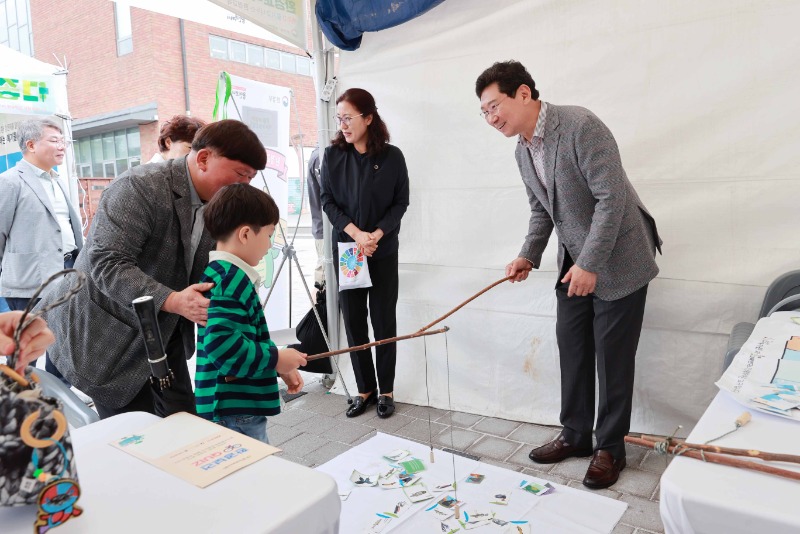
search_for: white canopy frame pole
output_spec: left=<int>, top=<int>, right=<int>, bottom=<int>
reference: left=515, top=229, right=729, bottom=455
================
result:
left=311, top=2, right=345, bottom=394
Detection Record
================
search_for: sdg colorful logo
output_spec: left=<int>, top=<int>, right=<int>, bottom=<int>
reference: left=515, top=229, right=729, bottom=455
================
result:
left=339, top=247, right=364, bottom=278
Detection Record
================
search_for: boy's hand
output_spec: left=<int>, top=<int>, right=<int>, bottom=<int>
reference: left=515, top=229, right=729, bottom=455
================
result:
left=276, top=347, right=307, bottom=374
left=280, top=370, right=304, bottom=394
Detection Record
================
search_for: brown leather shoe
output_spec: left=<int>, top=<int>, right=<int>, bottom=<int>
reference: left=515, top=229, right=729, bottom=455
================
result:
left=582, top=450, right=626, bottom=489
left=528, top=433, right=593, bottom=464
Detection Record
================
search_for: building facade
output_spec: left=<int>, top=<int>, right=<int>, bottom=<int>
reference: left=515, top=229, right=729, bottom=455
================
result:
left=7, top=0, right=318, bottom=220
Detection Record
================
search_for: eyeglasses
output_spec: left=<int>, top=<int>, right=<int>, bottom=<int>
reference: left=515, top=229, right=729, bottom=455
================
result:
left=42, top=137, right=71, bottom=148
left=334, top=114, right=364, bottom=127
left=479, top=95, right=508, bottom=120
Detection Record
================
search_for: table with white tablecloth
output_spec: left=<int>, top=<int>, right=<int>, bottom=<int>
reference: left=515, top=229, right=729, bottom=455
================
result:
left=0, top=412, right=341, bottom=534
left=659, top=392, right=800, bottom=534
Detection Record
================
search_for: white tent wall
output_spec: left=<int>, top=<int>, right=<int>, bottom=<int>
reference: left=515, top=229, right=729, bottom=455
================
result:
left=329, top=0, right=800, bottom=434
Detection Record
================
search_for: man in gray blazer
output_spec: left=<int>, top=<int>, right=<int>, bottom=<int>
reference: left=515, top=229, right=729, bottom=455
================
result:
left=476, top=61, right=662, bottom=489
left=0, top=118, right=83, bottom=383
left=37, top=120, right=267, bottom=419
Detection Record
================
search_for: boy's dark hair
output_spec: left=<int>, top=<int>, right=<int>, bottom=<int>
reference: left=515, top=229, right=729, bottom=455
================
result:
left=204, top=183, right=280, bottom=240
left=158, top=115, right=206, bottom=152
left=475, top=60, right=540, bottom=100
left=331, top=88, right=390, bottom=157
left=192, top=119, right=267, bottom=170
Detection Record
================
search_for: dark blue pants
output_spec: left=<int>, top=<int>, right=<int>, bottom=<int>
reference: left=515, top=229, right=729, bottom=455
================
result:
left=4, top=253, right=77, bottom=386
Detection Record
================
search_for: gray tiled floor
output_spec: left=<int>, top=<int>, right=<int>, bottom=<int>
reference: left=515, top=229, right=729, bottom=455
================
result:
left=274, top=378, right=666, bottom=533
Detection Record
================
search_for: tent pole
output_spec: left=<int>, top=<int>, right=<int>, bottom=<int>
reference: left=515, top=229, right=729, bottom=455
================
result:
left=311, top=1, right=341, bottom=387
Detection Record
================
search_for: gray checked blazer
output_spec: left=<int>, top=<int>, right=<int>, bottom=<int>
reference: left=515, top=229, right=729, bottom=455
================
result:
left=38, top=157, right=214, bottom=408
left=516, top=104, right=662, bottom=301
left=0, top=160, right=84, bottom=298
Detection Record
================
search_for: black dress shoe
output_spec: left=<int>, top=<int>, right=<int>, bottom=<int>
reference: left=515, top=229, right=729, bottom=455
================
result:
left=346, top=392, right=377, bottom=418
left=376, top=395, right=395, bottom=418
left=528, top=432, right=593, bottom=464
left=583, top=450, right=626, bottom=489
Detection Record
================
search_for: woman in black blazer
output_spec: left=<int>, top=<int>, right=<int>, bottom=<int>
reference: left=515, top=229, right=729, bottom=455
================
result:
left=320, top=88, right=410, bottom=418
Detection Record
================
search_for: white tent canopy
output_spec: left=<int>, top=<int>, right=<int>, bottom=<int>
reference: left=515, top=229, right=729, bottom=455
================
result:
left=326, top=0, right=800, bottom=434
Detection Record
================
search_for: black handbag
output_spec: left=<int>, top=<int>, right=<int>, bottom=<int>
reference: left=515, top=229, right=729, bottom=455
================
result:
left=290, top=284, right=333, bottom=374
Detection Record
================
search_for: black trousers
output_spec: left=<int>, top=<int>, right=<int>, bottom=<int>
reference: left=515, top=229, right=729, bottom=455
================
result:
left=94, top=325, right=196, bottom=419
left=555, top=251, right=649, bottom=459
left=338, top=252, right=399, bottom=395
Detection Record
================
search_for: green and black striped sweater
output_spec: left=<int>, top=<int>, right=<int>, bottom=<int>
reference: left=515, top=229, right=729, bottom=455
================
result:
left=195, top=260, right=280, bottom=420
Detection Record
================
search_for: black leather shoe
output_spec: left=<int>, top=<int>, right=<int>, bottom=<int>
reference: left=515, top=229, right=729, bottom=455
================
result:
left=528, top=432, right=593, bottom=464
left=376, top=395, right=395, bottom=418
left=346, top=392, right=377, bottom=418
left=583, top=450, right=626, bottom=489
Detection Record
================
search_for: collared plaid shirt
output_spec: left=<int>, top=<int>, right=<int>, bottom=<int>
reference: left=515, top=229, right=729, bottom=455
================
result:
left=519, top=101, right=548, bottom=188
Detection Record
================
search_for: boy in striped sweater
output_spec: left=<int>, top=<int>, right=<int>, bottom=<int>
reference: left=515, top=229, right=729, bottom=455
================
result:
left=196, top=183, right=307, bottom=443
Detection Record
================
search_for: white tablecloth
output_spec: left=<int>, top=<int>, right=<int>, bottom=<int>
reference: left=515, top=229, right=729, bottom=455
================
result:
left=0, top=412, right=340, bottom=534
left=316, top=432, right=627, bottom=533
left=660, top=392, right=800, bottom=534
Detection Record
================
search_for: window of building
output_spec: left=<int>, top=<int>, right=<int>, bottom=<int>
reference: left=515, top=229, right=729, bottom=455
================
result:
left=208, top=35, right=312, bottom=77
left=209, top=35, right=227, bottom=59
left=296, top=56, right=311, bottom=76
left=114, top=1, right=133, bottom=56
left=75, top=127, right=140, bottom=178
left=229, top=39, right=246, bottom=62
left=0, top=0, right=34, bottom=56
left=279, top=52, right=296, bottom=74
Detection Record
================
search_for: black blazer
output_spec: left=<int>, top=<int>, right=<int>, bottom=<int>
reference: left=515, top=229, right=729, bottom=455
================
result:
left=320, top=144, right=410, bottom=260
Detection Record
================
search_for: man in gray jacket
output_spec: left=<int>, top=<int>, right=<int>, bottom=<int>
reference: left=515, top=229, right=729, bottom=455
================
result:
left=0, top=119, right=83, bottom=383
left=38, top=120, right=266, bottom=419
left=476, top=61, right=662, bottom=489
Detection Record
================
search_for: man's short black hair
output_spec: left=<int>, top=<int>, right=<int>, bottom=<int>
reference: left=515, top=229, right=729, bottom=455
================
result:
left=192, top=120, right=267, bottom=171
left=475, top=60, right=539, bottom=100
left=204, top=183, right=279, bottom=240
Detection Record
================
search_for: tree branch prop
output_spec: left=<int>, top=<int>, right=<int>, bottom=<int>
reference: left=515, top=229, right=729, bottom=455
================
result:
left=306, top=327, right=449, bottom=362
left=625, top=436, right=800, bottom=481
left=635, top=434, right=800, bottom=465
left=416, top=276, right=513, bottom=333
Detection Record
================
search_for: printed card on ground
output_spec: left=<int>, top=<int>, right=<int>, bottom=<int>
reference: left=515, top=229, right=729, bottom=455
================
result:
left=440, top=519, right=461, bottom=534
left=400, top=458, right=426, bottom=474
left=384, top=498, right=412, bottom=518
left=398, top=473, right=421, bottom=487
left=383, top=448, right=411, bottom=462
left=350, top=469, right=379, bottom=487
left=437, top=494, right=466, bottom=509
left=404, top=484, right=435, bottom=503
left=519, top=479, right=554, bottom=496
left=459, top=509, right=493, bottom=530
left=505, top=523, right=531, bottom=534
left=489, top=490, right=510, bottom=505
left=431, top=480, right=457, bottom=493
left=378, top=466, right=398, bottom=480
left=427, top=504, right=455, bottom=521
left=489, top=517, right=509, bottom=528
left=364, top=516, right=392, bottom=533
left=464, top=473, right=485, bottom=484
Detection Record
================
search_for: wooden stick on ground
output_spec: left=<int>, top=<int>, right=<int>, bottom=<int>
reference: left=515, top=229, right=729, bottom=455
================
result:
left=305, top=326, right=450, bottom=362
left=416, top=275, right=513, bottom=333
left=636, top=434, right=800, bottom=465
left=625, top=436, right=800, bottom=481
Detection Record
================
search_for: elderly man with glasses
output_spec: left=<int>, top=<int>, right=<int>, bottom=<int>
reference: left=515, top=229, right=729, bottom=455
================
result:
left=0, top=118, right=83, bottom=384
